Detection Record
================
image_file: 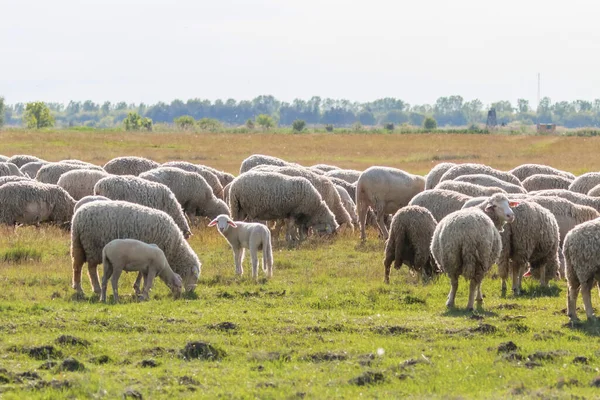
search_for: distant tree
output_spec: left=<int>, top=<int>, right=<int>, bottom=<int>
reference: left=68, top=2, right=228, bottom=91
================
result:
left=292, top=119, right=306, bottom=132
left=517, top=99, right=530, bottom=114
left=115, top=102, right=128, bottom=111
left=101, top=101, right=112, bottom=115
left=123, top=112, right=152, bottom=131
left=66, top=101, right=81, bottom=115
left=490, top=100, right=513, bottom=113
left=358, top=110, right=376, bottom=125
left=197, top=118, right=222, bottom=131
left=23, top=101, right=55, bottom=129
left=174, top=115, right=196, bottom=130
left=82, top=100, right=99, bottom=112
left=384, top=123, right=394, bottom=131
left=423, top=116, right=437, bottom=130
left=0, top=97, right=4, bottom=127
left=245, top=118, right=255, bottom=129
left=256, top=114, right=275, bottom=130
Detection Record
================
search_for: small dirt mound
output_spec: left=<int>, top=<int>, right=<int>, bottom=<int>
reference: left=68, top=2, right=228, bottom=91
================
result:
left=208, top=322, right=238, bottom=332
left=138, top=347, right=176, bottom=357
left=497, top=341, right=518, bottom=354
left=57, top=357, right=85, bottom=372
left=17, top=371, right=41, bottom=380
left=181, top=341, right=226, bottom=361
left=574, top=356, right=589, bottom=364
left=89, top=355, right=111, bottom=365
left=359, top=353, right=375, bottom=366
left=13, top=345, right=62, bottom=360
left=527, top=351, right=565, bottom=362
left=495, top=303, right=521, bottom=310
left=525, top=361, right=542, bottom=369
left=556, top=378, right=579, bottom=388
left=506, top=322, right=529, bottom=333
left=39, top=361, right=58, bottom=370
left=470, top=323, right=497, bottom=334
left=124, top=389, right=143, bottom=399
left=257, top=382, right=277, bottom=388
left=55, top=335, right=90, bottom=347
left=31, top=379, right=71, bottom=391
left=372, top=325, right=412, bottom=335
left=140, top=359, right=158, bottom=368
left=179, top=376, right=201, bottom=386
left=306, top=352, right=348, bottom=362
left=349, top=371, right=385, bottom=386
left=501, top=353, right=524, bottom=362
left=400, top=358, right=429, bottom=368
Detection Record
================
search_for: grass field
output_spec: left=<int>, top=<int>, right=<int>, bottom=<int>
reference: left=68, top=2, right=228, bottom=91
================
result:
left=2, top=130, right=600, bottom=399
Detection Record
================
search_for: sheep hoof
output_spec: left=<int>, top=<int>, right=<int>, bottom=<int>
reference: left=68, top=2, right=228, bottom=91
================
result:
left=466, top=307, right=474, bottom=312
left=445, top=302, right=455, bottom=309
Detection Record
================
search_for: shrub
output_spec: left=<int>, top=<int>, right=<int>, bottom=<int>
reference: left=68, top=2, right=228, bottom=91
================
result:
left=245, top=119, right=255, bottom=129
left=197, top=118, right=222, bottom=131
left=124, top=112, right=153, bottom=131
left=325, top=124, right=334, bottom=132
left=292, top=119, right=306, bottom=132
left=423, top=117, right=437, bottom=130
left=256, top=114, right=275, bottom=130
left=174, top=115, right=196, bottom=130
left=23, top=102, right=55, bottom=129
left=384, top=123, right=394, bottom=131
left=352, top=121, right=364, bottom=132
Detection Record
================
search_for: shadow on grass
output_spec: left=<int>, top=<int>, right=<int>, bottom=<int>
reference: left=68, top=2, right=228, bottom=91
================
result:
left=441, top=307, right=499, bottom=319
left=563, top=319, right=600, bottom=337
left=520, top=282, right=561, bottom=298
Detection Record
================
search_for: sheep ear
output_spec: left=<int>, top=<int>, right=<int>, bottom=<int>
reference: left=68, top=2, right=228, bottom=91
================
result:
left=227, top=220, right=237, bottom=228
left=509, top=201, right=520, bottom=207
left=208, top=219, right=218, bottom=226
left=485, top=204, right=495, bottom=212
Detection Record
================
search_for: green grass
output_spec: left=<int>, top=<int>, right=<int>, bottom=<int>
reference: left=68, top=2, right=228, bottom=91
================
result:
left=0, top=225, right=599, bottom=399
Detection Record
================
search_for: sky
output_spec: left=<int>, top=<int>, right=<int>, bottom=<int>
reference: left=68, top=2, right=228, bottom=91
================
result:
left=2, top=0, right=600, bottom=107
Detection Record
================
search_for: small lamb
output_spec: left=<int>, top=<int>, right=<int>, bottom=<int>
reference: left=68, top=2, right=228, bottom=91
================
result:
left=100, top=238, right=183, bottom=303
left=208, top=214, right=273, bottom=279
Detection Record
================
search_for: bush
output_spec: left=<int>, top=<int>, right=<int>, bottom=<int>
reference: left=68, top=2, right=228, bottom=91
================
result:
left=175, top=115, right=196, bottom=130
left=352, top=121, right=364, bottom=132
left=423, top=117, right=437, bottom=130
left=256, top=114, right=275, bottom=130
left=292, top=119, right=306, bottom=132
left=384, top=123, right=394, bottom=131
left=245, top=119, right=255, bottom=129
left=124, top=112, right=152, bottom=131
left=325, top=124, right=334, bottom=132
left=23, top=102, right=55, bottom=129
left=197, top=118, right=222, bottom=131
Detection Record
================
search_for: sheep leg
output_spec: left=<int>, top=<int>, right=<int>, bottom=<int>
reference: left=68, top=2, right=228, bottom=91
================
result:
left=511, top=261, right=526, bottom=296
left=133, top=272, right=143, bottom=296
left=100, top=263, right=113, bottom=303
left=357, top=201, right=369, bottom=242
left=250, top=248, right=259, bottom=279
left=539, top=264, right=548, bottom=288
left=141, top=270, right=156, bottom=301
left=374, top=203, right=389, bottom=240
left=383, top=260, right=392, bottom=284
left=581, top=278, right=596, bottom=320
left=71, top=245, right=86, bottom=294
left=110, top=269, right=122, bottom=304
left=567, top=280, right=580, bottom=321
left=233, top=248, right=245, bottom=275
left=476, top=281, right=484, bottom=303
left=87, top=262, right=102, bottom=295
left=466, top=279, right=478, bottom=311
left=446, top=276, right=458, bottom=308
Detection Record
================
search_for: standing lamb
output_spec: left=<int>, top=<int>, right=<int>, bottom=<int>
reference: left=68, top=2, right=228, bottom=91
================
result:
left=229, top=171, right=338, bottom=241
left=431, top=193, right=516, bottom=310
left=139, top=167, right=230, bottom=221
left=408, top=189, right=472, bottom=223
left=384, top=205, right=438, bottom=284
left=36, top=162, right=104, bottom=184
left=100, top=239, right=183, bottom=303
left=453, top=174, right=526, bottom=194
left=94, top=175, right=191, bottom=238
left=509, top=163, right=575, bottom=181
left=103, top=156, right=160, bottom=176
left=7, top=155, right=45, bottom=168
left=0, top=181, right=75, bottom=227
left=163, top=161, right=224, bottom=199
left=71, top=201, right=201, bottom=295
left=569, top=172, right=600, bottom=194
left=57, top=169, right=110, bottom=200
left=439, top=163, right=521, bottom=186
left=564, top=219, right=600, bottom=321
left=521, top=174, right=573, bottom=192
left=356, top=166, right=425, bottom=241
left=425, top=162, right=456, bottom=190
left=208, top=214, right=273, bottom=279
left=435, top=180, right=506, bottom=197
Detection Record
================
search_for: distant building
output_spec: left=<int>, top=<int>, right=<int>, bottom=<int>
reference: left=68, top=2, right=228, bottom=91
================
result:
left=537, top=123, right=556, bottom=134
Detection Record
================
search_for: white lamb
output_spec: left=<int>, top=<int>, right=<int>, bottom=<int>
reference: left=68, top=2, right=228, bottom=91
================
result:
left=208, top=214, right=273, bottom=279
left=100, top=238, right=183, bottom=303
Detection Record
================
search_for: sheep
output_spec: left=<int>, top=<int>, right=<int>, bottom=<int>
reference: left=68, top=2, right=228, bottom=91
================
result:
left=329, top=177, right=356, bottom=200
left=431, top=193, right=517, bottom=310
left=57, top=169, right=110, bottom=200
left=356, top=166, right=425, bottom=241
left=587, top=184, right=600, bottom=197
left=0, top=175, right=32, bottom=187
left=239, top=154, right=297, bottom=174
left=7, top=155, right=45, bottom=168
left=139, top=167, right=230, bottom=221
left=453, top=174, right=526, bottom=194
left=59, top=159, right=99, bottom=168
left=20, top=161, right=49, bottom=178
left=521, top=174, right=573, bottom=192
left=425, top=162, right=456, bottom=190
left=0, top=181, right=75, bottom=227
left=36, top=162, right=104, bottom=184
left=311, top=164, right=341, bottom=172
left=383, top=205, right=438, bottom=284
left=439, top=163, right=521, bottom=186
left=163, top=161, right=224, bottom=199
left=325, top=169, right=361, bottom=184
left=74, top=195, right=111, bottom=213
left=199, top=165, right=236, bottom=187
left=335, top=185, right=359, bottom=225
left=564, top=218, right=600, bottom=321
left=1, top=162, right=26, bottom=177
left=435, top=180, right=507, bottom=197
left=569, top=172, right=600, bottom=194
left=94, top=175, right=191, bottom=238
left=408, top=189, right=472, bottom=223
left=228, top=171, right=338, bottom=240
left=0, top=155, right=8, bottom=162
left=71, top=200, right=201, bottom=295
left=208, top=214, right=273, bottom=279
left=531, top=189, right=600, bottom=213
left=100, top=238, right=183, bottom=303
left=103, top=156, right=160, bottom=176
left=509, top=163, right=575, bottom=181
left=251, top=165, right=354, bottom=230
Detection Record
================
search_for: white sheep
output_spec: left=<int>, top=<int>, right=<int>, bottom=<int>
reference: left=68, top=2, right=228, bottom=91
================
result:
left=208, top=214, right=273, bottom=279
left=57, top=169, right=110, bottom=200
left=100, top=238, right=183, bottom=303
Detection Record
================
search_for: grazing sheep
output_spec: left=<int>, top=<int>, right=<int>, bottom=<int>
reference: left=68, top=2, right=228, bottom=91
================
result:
left=356, top=166, right=425, bottom=241
left=0, top=155, right=8, bottom=162
left=252, top=165, right=354, bottom=230
left=461, top=194, right=531, bottom=209
left=435, top=180, right=507, bottom=197
left=521, top=174, right=573, bottom=192
left=564, top=218, right=600, bottom=321
left=103, top=156, right=160, bottom=176
left=71, top=201, right=201, bottom=295
left=101, top=238, right=183, bottom=303
left=0, top=181, right=75, bottom=227
left=0, top=175, right=32, bottom=187
left=311, top=164, right=341, bottom=172
left=199, top=165, right=236, bottom=187
left=57, top=169, right=110, bottom=200
left=239, top=154, right=297, bottom=174
left=0, top=163, right=24, bottom=177
left=208, top=214, right=273, bottom=279
left=587, top=184, right=600, bottom=197
left=425, top=162, right=456, bottom=190
left=454, top=174, right=526, bottom=194
left=74, top=195, right=111, bottom=213
left=408, top=189, right=472, bottom=223
left=335, top=185, right=359, bottom=225
left=431, top=193, right=516, bottom=310
left=7, top=155, right=45, bottom=168
left=59, top=159, right=99, bottom=168
left=229, top=171, right=338, bottom=240
left=20, top=161, right=49, bottom=178
left=531, top=189, right=600, bottom=212
left=94, top=175, right=191, bottom=238
left=36, top=162, right=104, bottom=184
left=569, top=172, right=600, bottom=194
left=325, top=169, right=361, bottom=184
left=329, top=177, right=356, bottom=200
left=439, top=163, right=521, bottom=186
left=383, top=205, right=438, bottom=284
left=509, top=163, right=575, bottom=181
left=163, top=161, right=224, bottom=199
left=139, top=167, right=230, bottom=221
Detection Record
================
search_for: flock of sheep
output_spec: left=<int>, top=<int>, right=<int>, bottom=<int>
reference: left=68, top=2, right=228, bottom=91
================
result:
left=1, top=153, right=600, bottom=322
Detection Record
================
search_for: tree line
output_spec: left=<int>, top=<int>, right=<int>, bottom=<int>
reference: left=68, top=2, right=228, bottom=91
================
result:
left=2, top=95, right=600, bottom=129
